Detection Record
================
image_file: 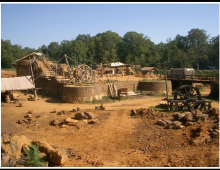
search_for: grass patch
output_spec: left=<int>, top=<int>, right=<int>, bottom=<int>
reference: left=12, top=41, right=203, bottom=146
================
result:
left=1, top=67, right=16, bottom=71
left=149, top=105, right=165, bottom=112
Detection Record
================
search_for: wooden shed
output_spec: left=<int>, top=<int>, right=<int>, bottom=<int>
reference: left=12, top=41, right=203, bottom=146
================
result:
left=141, top=67, right=158, bottom=75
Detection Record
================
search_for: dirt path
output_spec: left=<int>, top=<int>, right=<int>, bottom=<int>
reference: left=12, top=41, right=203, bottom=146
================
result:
left=60, top=109, right=139, bottom=167
left=1, top=91, right=219, bottom=167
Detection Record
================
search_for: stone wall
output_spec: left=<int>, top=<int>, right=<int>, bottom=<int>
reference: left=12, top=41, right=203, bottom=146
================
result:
left=62, top=85, right=101, bottom=103
left=35, top=77, right=64, bottom=95
left=137, top=81, right=172, bottom=94
left=62, top=81, right=139, bottom=103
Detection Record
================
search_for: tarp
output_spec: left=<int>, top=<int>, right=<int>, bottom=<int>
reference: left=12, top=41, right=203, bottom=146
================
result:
left=110, top=62, right=124, bottom=67
left=1, top=76, right=35, bottom=91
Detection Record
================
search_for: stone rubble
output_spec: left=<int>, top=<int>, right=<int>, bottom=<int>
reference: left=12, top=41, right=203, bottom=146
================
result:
left=1, top=134, right=69, bottom=166
left=16, top=111, right=38, bottom=127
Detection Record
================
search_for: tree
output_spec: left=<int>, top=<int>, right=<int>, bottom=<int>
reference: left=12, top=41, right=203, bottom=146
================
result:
left=96, top=31, right=122, bottom=63
left=187, top=28, right=209, bottom=70
left=71, top=40, right=89, bottom=64
left=12, top=44, right=25, bottom=60
left=118, top=31, right=150, bottom=66
left=39, top=45, right=48, bottom=55
left=174, top=34, right=189, bottom=52
left=208, top=35, right=219, bottom=69
left=76, top=34, right=96, bottom=66
left=47, top=42, right=61, bottom=61
left=1, top=39, right=13, bottom=68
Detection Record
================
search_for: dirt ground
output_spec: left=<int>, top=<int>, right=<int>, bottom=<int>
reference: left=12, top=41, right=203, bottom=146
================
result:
left=1, top=70, right=219, bottom=167
left=1, top=70, right=16, bottom=78
left=1, top=88, right=219, bottom=167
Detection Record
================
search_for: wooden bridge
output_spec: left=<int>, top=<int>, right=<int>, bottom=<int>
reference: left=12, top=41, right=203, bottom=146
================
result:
left=162, top=74, right=219, bottom=91
left=166, top=74, right=219, bottom=84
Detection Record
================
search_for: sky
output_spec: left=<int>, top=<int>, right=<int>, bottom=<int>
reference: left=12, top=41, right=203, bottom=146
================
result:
left=1, top=3, right=219, bottom=49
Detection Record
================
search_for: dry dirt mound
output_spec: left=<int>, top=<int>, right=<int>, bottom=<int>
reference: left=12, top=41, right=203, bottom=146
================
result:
left=1, top=70, right=16, bottom=78
left=128, top=109, right=219, bottom=167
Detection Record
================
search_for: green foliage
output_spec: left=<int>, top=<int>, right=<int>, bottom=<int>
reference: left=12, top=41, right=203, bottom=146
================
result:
left=1, top=28, right=219, bottom=70
left=23, top=143, right=46, bottom=167
left=195, top=70, right=219, bottom=77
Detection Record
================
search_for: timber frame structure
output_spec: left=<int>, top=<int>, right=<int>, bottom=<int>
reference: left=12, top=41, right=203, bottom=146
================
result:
left=14, top=52, right=99, bottom=85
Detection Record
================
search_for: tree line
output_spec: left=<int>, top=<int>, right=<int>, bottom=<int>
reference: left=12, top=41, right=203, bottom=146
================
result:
left=1, top=28, right=219, bottom=70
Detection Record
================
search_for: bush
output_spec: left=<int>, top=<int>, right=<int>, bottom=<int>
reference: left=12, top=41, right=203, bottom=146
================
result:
left=22, top=143, right=46, bottom=167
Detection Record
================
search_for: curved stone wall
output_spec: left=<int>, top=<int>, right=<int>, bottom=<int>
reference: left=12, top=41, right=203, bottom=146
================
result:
left=137, top=81, right=172, bottom=94
left=62, top=85, right=102, bottom=103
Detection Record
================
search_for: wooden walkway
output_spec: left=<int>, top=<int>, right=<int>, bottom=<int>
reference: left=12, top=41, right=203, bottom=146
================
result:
left=165, top=75, right=219, bottom=84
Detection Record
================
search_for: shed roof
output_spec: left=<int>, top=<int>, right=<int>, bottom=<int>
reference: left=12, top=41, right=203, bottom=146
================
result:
left=1, top=76, right=35, bottom=91
left=141, top=67, right=157, bottom=71
left=15, top=52, right=43, bottom=62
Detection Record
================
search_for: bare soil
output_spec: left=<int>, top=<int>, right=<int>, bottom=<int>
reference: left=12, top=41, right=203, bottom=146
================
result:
left=1, top=70, right=219, bottom=167
left=1, top=89, right=219, bottom=167
left=1, top=70, right=16, bottom=78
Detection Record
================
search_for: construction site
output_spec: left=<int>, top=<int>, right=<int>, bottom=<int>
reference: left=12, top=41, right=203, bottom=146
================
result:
left=1, top=52, right=219, bottom=167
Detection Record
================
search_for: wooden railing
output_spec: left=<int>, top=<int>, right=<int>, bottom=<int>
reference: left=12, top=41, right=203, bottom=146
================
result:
left=166, top=74, right=219, bottom=83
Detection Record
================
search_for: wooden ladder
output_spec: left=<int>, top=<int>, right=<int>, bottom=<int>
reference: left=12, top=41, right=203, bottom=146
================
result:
left=108, top=84, right=117, bottom=97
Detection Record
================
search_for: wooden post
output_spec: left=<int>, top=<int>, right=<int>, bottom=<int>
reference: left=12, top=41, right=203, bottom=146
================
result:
left=29, top=57, right=37, bottom=100
left=164, top=64, right=169, bottom=102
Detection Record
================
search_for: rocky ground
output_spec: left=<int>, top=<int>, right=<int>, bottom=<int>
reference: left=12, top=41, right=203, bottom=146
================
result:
left=1, top=70, right=219, bottom=167
left=1, top=91, right=219, bottom=167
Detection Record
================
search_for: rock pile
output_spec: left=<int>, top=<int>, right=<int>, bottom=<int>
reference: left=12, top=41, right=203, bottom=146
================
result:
left=131, top=108, right=167, bottom=119
left=156, top=108, right=219, bottom=131
left=50, top=112, right=97, bottom=128
left=16, top=111, right=38, bottom=127
left=75, top=112, right=95, bottom=120
left=1, top=133, right=69, bottom=166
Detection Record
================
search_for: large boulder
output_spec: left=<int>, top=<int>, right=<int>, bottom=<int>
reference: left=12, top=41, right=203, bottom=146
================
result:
left=84, top=112, right=95, bottom=119
left=185, top=121, right=194, bottom=127
left=32, top=141, right=68, bottom=165
left=7, top=135, right=31, bottom=159
left=196, top=114, right=209, bottom=121
left=172, top=121, right=182, bottom=129
left=49, top=149, right=68, bottom=165
left=173, top=113, right=185, bottom=121
left=31, top=141, right=55, bottom=155
left=65, top=117, right=79, bottom=124
left=75, top=112, right=88, bottom=120
left=157, top=120, right=167, bottom=126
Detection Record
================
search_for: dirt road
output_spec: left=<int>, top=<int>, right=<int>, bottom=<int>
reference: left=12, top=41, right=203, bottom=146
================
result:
left=1, top=91, right=219, bottom=167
